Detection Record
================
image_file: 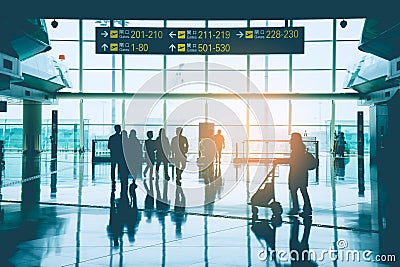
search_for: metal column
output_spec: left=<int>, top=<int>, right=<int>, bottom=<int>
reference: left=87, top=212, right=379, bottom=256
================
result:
left=23, top=100, right=42, bottom=154
left=50, top=110, right=58, bottom=194
left=357, top=111, right=365, bottom=196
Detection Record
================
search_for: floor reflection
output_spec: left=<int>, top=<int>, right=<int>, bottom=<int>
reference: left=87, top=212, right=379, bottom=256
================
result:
left=289, top=216, right=318, bottom=267
left=171, top=186, right=187, bottom=238
left=334, top=157, right=350, bottom=180
left=0, top=153, right=393, bottom=266
left=204, top=164, right=223, bottom=214
left=0, top=204, right=67, bottom=267
left=107, top=190, right=141, bottom=247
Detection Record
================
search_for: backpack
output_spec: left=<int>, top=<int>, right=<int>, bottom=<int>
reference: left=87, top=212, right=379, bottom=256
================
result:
left=305, top=151, right=318, bottom=170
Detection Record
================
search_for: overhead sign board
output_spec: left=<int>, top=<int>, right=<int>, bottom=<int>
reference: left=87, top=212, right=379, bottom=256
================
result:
left=96, top=27, right=304, bottom=55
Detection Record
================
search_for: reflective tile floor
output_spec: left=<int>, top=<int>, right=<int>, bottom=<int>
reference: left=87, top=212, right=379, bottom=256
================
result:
left=0, top=152, right=396, bottom=266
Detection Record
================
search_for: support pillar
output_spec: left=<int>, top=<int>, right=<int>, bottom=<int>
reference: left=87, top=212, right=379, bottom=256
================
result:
left=23, top=100, right=42, bottom=154
left=21, top=100, right=42, bottom=219
left=50, top=110, right=58, bottom=195
left=370, top=93, right=400, bottom=259
left=21, top=152, right=41, bottom=221
left=357, top=111, right=365, bottom=196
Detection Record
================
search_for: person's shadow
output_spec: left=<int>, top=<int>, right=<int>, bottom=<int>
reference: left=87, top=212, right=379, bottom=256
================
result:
left=334, top=157, right=350, bottom=180
left=170, top=186, right=187, bottom=238
left=107, top=191, right=141, bottom=247
left=251, top=220, right=278, bottom=254
left=204, top=172, right=223, bottom=214
left=143, top=178, right=155, bottom=223
left=155, top=179, right=170, bottom=223
left=289, top=216, right=318, bottom=267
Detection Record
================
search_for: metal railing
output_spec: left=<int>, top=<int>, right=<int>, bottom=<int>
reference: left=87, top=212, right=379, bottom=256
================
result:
left=233, top=139, right=319, bottom=177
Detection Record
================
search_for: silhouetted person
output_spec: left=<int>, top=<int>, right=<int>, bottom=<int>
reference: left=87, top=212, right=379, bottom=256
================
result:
left=124, top=129, right=141, bottom=206
left=213, top=129, right=225, bottom=163
left=198, top=137, right=216, bottom=184
left=108, top=125, right=122, bottom=189
left=120, top=130, right=130, bottom=196
left=155, top=128, right=171, bottom=181
left=290, top=216, right=317, bottom=266
left=127, top=129, right=142, bottom=182
left=143, top=131, right=156, bottom=179
left=289, top=133, right=312, bottom=216
left=275, top=132, right=313, bottom=216
left=337, top=132, right=346, bottom=157
left=333, top=130, right=338, bottom=155
left=171, top=127, right=189, bottom=186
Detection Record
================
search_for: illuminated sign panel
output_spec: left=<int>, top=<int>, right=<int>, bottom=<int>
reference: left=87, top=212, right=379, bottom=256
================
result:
left=96, top=27, right=304, bottom=55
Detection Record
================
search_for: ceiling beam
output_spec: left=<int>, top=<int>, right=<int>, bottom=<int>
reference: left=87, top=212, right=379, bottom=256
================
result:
left=57, top=92, right=361, bottom=100
left=3, top=1, right=393, bottom=20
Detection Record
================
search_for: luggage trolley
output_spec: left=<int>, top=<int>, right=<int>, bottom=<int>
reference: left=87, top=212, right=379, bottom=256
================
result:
left=249, top=164, right=283, bottom=223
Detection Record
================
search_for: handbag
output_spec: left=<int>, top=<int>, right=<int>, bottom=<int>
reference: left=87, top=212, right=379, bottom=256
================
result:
left=305, top=151, right=318, bottom=170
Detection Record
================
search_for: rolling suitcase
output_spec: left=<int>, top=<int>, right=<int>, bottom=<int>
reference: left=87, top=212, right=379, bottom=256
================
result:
left=250, top=165, right=283, bottom=220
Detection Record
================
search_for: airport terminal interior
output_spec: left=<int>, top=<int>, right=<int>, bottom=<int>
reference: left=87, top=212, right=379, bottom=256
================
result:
left=0, top=12, right=400, bottom=267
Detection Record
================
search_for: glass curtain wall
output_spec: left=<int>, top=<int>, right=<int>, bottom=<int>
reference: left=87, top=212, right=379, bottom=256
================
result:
left=1, top=18, right=369, bottom=153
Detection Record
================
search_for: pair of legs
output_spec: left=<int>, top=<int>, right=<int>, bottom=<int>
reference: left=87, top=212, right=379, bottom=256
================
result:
left=174, top=156, right=186, bottom=185
left=337, top=145, right=345, bottom=157
left=204, top=163, right=214, bottom=184
left=111, top=158, right=122, bottom=188
left=290, top=186, right=312, bottom=215
left=216, top=148, right=222, bottom=163
left=110, top=160, right=129, bottom=201
left=156, top=158, right=170, bottom=180
left=144, top=158, right=155, bottom=179
left=119, top=161, right=130, bottom=197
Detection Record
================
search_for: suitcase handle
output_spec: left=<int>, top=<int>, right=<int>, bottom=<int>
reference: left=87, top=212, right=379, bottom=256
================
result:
left=256, top=165, right=276, bottom=192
